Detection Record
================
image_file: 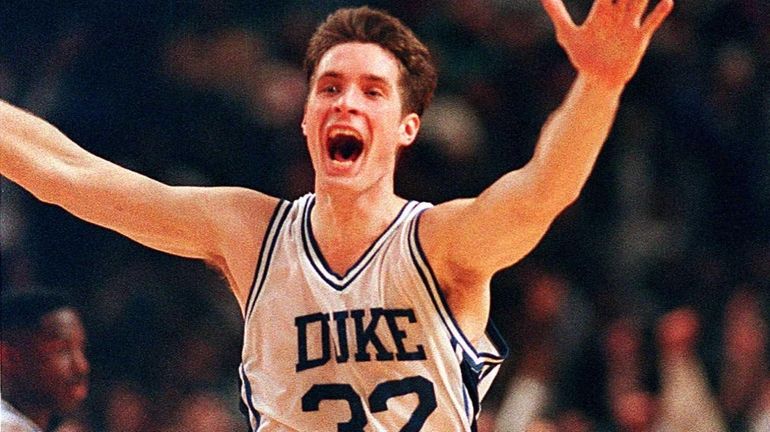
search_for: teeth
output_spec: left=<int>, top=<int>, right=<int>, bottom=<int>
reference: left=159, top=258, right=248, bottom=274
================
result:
left=328, top=127, right=363, bottom=141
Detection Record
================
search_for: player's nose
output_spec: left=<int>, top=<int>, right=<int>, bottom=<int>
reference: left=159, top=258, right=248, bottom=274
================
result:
left=73, top=348, right=90, bottom=376
left=333, top=87, right=363, bottom=114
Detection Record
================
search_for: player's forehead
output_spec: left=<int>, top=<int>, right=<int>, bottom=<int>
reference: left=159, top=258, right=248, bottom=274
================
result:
left=314, top=42, right=402, bottom=87
left=37, top=308, right=86, bottom=343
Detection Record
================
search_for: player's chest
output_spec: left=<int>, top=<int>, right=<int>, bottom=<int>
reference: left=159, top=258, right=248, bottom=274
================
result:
left=258, top=264, right=428, bottom=368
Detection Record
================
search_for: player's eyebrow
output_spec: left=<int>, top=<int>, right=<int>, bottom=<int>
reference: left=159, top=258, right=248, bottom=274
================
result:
left=317, top=71, right=343, bottom=80
left=317, top=71, right=392, bottom=88
left=360, top=74, right=389, bottom=84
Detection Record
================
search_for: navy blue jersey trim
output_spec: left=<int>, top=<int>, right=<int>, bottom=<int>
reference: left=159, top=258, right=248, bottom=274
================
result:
left=408, top=233, right=462, bottom=351
left=460, top=357, right=482, bottom=429
left=301, top=195, right=416, bottom=291
left=409, top=209, right=482, bottom=360
left=479, top=321, right=509, bottom=362
left=245, top=200, right=291, bottom=321
left=462, top=385, right=471, bottom=420
left=407, top=226, right=461, bottom=359
left=243, top=199, right=285, bottom=315
left=479, top=364, right=498, bottom=382
left=477, top=323, right=508, bottom=384
left=239, top=365, right=261, bottom=430
left=238, top=399, right=253, bottom=432
left=300, top=197, right=345, bottom=289
left=409, top=208, right=509, bottom=376
left=478, top=352, right=506, bottom=362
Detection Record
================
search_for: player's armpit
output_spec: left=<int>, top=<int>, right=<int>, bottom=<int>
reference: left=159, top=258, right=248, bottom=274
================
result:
left=416, top=195, right=558, bottom=341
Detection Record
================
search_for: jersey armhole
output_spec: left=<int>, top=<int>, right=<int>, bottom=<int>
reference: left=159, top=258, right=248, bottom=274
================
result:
left=407, top=209, right=483, bottom=360
left=408, top=209, right=509, bottom=362
left=243, top=199, right=292, bottom=320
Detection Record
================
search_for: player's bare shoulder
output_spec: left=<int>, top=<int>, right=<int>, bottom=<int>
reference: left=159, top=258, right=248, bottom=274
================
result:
left=414, top=198, right=487, bottom=285
left=417, top=198, right=474, bottom=263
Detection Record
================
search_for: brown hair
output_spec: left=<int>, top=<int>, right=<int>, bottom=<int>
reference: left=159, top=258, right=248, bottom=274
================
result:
left=304, top=6, right=437, bottom=117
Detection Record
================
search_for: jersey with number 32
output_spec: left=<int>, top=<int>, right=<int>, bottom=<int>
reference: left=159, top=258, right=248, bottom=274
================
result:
left=239, top=194, right=507, bottom=431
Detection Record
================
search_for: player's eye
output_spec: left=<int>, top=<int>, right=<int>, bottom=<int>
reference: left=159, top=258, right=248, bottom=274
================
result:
left=365, top=89, right=384, bottom=98
left=39, top=340, right=71, bottom=358
left=321, top=85, right=340, bottom=95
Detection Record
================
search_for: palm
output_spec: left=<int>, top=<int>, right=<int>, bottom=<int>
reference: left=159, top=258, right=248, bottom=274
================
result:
left=542, top=0, right=673, bottom=87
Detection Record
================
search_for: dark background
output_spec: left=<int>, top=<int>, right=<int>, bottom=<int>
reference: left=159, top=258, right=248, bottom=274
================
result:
left=1, top=1, right=768, bottom=430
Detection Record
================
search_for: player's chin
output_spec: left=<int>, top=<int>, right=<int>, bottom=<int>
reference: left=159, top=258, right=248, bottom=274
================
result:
left=321, top=154, right=365, bottom=178
left=58, top=382, right=89, bottom=411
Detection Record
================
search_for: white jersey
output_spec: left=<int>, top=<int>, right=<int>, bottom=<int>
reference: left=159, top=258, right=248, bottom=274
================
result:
left=1, top=399, right=43, bottom=432
left=239, top=194, right=507, bottom=432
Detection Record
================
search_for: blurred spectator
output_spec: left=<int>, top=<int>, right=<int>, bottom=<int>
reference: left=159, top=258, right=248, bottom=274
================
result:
left=102, top=383, right=150, bottom=432
left=719, top=287, right=769, bottom=430
left=751, top=379, right=770, bottom=432
left=493, top=268, right=593, bottom=431
left=655, top=308, right=726, bottom=432
left=1, top=0, right=768, bottom=429
left=1, top=290, right=90, bottom=432
left=164, top=391, right=240, bottom=432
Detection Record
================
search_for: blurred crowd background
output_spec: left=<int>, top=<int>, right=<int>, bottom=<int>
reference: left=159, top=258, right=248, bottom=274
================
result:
left=1, top=0, right=768, bottom=431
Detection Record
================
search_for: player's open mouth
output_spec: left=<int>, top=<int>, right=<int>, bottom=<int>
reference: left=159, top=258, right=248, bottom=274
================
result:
left=327, top=128, right=364, bottom=163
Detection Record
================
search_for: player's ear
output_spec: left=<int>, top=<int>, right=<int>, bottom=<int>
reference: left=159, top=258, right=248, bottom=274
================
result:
left=398, top=113, right=420, bottom=147
left=301, top=107, right=308, bottom=136
left=301, top=96, right=311, bottom=137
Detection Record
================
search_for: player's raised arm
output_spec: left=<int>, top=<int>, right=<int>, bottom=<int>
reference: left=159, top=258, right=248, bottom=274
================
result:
left=0, top=100, right=278, bottom=307
left=421, top=0, right=673, bottom=296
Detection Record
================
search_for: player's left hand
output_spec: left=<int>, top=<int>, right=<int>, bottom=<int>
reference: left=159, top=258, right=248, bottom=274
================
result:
left=541, top=0, right=674, bottom=88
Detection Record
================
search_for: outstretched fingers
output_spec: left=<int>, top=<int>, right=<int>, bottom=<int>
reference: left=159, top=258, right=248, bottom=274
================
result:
left=586, top=0, right=613, bottom=21
left=625, top=0, right=651, bottom=24
left=541, top=0, right=576, bottom=36
left=641, top=0, right=674, bottom=35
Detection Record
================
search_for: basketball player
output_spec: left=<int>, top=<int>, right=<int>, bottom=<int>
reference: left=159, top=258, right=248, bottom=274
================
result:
left=0, top=0, right=672, bottom=430
left=1, top=291, right=90, bottom=432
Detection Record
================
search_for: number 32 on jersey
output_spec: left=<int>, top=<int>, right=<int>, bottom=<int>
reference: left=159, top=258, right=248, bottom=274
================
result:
left=302, top=375, right=437, bottom=432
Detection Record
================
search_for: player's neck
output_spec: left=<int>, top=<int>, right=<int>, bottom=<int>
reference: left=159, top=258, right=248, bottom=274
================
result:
left=311, top=188, right=406, bottom=275
left=313, top=188, right=405, bottom=236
